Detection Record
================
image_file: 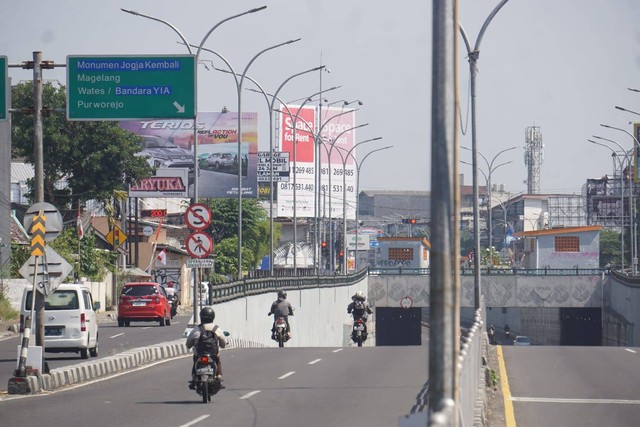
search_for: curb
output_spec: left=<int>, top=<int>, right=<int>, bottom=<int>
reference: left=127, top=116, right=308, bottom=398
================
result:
left=20, top=339, right=190, bottom=394
left=14, top=336, right=264, bottom=395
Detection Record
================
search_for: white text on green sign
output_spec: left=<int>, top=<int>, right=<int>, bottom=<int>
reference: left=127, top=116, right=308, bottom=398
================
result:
left=67, top=55, right=196, bottom=120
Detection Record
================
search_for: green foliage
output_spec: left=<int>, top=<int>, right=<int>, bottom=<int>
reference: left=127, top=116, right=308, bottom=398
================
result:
left=50, top=229, right=112, bottom=281
left=460, top=227, right=475, bottom=256
left=600, top=229, right=621, bottom=268
left=0, top=293, right=18, bottom=321
left=11, top=81, right=151, bottom=215
left=10, top=243, right=30, bottom=278
left=490, top=368, right=499, bottom=387
left=202, top=198, right=278, bottom=274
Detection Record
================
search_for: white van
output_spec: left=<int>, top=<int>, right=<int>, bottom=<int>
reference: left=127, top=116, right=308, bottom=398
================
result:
left=20, top=283, right=100, bottom=359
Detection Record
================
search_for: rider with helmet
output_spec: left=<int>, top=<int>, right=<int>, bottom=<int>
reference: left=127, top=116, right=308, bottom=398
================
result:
left=186, top=306, right=227, bottom=389
left=348, top=290, right=373, bottom=336
left=268, top=290, right=294, bottom=339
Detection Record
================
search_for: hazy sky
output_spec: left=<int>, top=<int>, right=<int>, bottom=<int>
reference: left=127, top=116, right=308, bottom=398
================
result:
left=3, top=1, right=640, bottom=196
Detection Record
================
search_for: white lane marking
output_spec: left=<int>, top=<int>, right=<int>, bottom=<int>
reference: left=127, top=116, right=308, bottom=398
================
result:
left=179, top=415, right=210, bottom=427
left=625, top=348, right=636, bottom=353
left=308, top=358, right=322, bottom=365
left=332, top=349, right=343, bottom=353
left=142, top=327, right=153, bottom=330
left=240, top=390, right=261, bottom=400
left=278, top=371, right=295, bottom=379
left=511, top=396, right=640, bottom=405
left=109, top=333, right=124, bottom=339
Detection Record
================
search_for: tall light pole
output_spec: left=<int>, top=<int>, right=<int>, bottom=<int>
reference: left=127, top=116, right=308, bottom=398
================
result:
left=206, top=62, right=324, bottom=275
left=324, top=123, right=369, bottom=272
left=459, top=0, right=511, bottom=308
left=589, top=138, right=629, bottom=272
left=121, top=6, right=266, bottom=204
left=334, top=137, right=382, bottom=273
left=462, top=145, right=516, bottom=259
left=593, top=134, right=637, bottom=275
left=192, top=40, right=302, bottom=278
left=121, top=6, right=266, bottom=321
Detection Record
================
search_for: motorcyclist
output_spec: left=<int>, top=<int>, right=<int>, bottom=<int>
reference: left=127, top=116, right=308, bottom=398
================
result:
left=186, top=306, right=227, bottom=389
left=488, top=324, right=496, bottom=344
left=165, top=282, right=178, bottom=316
left=268, top=290, right=294, bottom=339
left=504, top=323, right=511, bottom=338
left=347, top=290, right=373, bottom=336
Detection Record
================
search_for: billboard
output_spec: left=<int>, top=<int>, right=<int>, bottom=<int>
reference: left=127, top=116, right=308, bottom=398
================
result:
left=319, top=107, right=357, bottom=221
left=277, top=105, right=317, bottom=217
left=119, top=112, right=258, bottom=198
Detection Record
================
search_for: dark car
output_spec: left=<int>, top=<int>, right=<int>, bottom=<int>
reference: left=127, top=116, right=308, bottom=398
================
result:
left=117, top=282, right=172, bottom=327
left=137, top=135, right=195, bottom=184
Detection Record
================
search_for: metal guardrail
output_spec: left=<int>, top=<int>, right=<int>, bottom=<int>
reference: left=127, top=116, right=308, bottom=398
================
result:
left=209, top=268, right=369, bottom=304
left=369, top=267, right=610, bottom=276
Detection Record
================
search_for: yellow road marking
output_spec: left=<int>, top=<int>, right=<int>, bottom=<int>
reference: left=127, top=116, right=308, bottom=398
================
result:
left=497, top=345, right=517, bottom=427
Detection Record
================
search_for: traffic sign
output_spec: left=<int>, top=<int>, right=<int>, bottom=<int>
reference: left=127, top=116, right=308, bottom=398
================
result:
left=66, top=55, right=196, bottom=120
left=30, top=213, right=46, bottom=257
left=19, top=246, right=74, bottom=295
left=186, top=258, right=214, bottom=269
left=186, top=232, right=213, bottom=259
left=23, top=203, right=63, bottom=242
left=0, top=56, right=6, bottom=120
left=106, top=225, right=127, bottom=250
left=185, top=203, right=212, bottom=231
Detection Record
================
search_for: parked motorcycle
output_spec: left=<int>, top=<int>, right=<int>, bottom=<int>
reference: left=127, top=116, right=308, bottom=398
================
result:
left=273, top=317, right=290, bottom=348
left=192, top=353, right=221, bottom=403
left=351, top=318, right=367, bottom=347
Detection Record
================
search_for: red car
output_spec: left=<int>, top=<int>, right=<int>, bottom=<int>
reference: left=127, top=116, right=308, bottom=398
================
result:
left=118, top=282, right=172, bottom=327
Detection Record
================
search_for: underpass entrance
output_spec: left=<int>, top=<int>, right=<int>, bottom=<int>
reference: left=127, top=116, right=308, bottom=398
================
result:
left=560, top=307, right=601, bottom=346
left=375, top=307, right=422, bottom=346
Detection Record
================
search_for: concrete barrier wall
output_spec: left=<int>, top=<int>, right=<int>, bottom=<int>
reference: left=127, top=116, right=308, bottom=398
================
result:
left=211, top=278, right=370, bottom=347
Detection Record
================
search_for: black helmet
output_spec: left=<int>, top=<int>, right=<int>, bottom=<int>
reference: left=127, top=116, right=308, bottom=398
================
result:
left=200, top=306, right=215, bottom=323
left=278, top=290, right=287, bottom=299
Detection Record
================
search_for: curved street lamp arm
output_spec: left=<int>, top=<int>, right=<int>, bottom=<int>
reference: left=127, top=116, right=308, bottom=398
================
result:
left=121, top=8, right=192, bottom=53
left=240, top=39, right=301, bottom=89
left=474, top=0, right=510, bottom=52
left=601, top=123, right=640, bottom=148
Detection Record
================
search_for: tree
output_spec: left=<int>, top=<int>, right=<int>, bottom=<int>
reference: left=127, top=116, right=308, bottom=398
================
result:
left=600, top=229, right=621, bottom=268
left=203, top=198, right=278, bottom=274
left=11, top=82, right=151, bottom=217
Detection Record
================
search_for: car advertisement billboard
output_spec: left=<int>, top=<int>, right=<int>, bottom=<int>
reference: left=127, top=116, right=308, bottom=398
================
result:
left=119, top=112, right=258, bottom=198
left=277, top=105, right=316, bottom=217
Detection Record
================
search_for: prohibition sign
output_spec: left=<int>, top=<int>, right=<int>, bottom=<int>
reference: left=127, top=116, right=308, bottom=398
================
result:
left=185, top=203, right=212, bottom=231
left=186, top=231, right=213, bottom=258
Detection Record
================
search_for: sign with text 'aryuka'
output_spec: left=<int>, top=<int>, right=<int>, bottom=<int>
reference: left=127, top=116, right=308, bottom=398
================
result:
left=66, top=55, right=196, bottom=120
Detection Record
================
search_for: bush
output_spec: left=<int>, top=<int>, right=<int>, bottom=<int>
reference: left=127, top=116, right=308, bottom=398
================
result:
left=0, top=293, right=18, bottom=321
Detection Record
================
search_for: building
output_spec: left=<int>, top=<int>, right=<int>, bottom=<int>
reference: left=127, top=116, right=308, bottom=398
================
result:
left=513, top=225, right=602, bottom=269
left=375, top=237, right=430, bottom=269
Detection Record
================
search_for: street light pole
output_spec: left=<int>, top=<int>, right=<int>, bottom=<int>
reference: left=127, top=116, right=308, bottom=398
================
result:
left=601, top=123, right=640, bottom=274
left=589, top=138, right=629, bottom=272
left=325, top=123, right=369, bottom=273
left=459, top=0, right=510, bottom=308
left=462, top=145, right=516, bottom=260
left=334, top=137, right=383, bottom=273
left=208, top=62, right=324, bottom=275
left=121, top=6, right=266, bottom=322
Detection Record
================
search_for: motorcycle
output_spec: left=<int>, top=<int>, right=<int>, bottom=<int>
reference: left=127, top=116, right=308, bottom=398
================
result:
left=193, top=353, right=221, bottom=403
left=273, top=317, right=290, bottom=348
left=168, top=294, right=178, bottom=318
left=351, top=318, right=367, bottom=347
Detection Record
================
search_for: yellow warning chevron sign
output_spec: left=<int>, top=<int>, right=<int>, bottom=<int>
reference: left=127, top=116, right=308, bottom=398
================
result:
left=30, top=213, right=46, bottom=256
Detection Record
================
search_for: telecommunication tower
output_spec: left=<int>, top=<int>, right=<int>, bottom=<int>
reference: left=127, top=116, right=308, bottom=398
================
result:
left=524, top=126, right=544, bottom=194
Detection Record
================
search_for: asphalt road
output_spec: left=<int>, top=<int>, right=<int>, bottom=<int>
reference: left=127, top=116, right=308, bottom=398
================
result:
left=501, top=345, right=640, bottom=426
left=0, top=344, right=429, bottom=427
left=0, top=313, right=192, bottom=391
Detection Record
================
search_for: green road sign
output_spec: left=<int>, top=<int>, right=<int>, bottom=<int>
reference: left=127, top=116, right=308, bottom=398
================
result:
left=66, top=55, right=196, bottom=121
left=0, top=56, right=7, bottom=120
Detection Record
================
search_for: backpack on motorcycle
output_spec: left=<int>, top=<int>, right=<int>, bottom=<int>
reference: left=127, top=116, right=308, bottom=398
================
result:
left=352, top=299, right=366, bottom=317
left=196, top=325, right=219, bottom=355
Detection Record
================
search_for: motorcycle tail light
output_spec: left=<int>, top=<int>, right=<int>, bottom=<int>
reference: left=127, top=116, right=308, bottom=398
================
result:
left=200, top=355, right=210, bottom=364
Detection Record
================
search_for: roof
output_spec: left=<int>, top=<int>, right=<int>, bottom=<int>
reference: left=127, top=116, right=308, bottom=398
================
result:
left=514, top=225, right=602, bottom=237
left=377, top=236, right=431, bottom=249
left=11, top=162, right=34, bottom=182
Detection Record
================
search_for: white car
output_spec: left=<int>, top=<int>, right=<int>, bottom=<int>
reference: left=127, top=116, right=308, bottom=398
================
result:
left=513, top=335, right=531, bottom=346
left=20, top=283, right=100, bottom=359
